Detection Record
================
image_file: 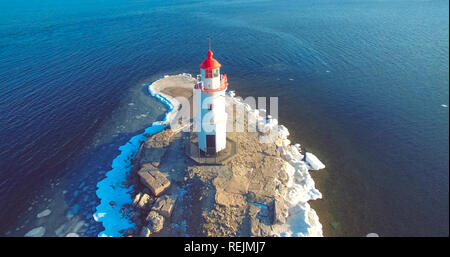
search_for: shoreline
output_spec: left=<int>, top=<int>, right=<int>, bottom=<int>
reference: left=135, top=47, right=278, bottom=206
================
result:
left=94, top=73, right=326, bottom=237
left=92, top=77, right=176, bottom=237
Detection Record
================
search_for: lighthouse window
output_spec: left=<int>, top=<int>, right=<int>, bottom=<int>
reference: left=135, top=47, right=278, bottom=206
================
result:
left=205, top=69, right=213, bottom=78
left=212, top=69, right=220, bottom=78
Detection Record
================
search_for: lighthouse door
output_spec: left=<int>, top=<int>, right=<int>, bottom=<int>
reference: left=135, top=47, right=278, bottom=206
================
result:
left=206, top=135, right=216, bottom=154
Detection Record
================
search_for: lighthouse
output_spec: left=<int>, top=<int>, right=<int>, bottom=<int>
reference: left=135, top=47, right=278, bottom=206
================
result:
left=193, top=44, right=229, bottom=155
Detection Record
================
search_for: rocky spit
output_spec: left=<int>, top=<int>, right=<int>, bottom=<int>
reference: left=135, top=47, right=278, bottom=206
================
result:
left=120, top=74, right=325, bottom=237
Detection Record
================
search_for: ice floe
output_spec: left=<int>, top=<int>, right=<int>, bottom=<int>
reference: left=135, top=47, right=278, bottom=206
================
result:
left=24, top=226, right=46, bottom=237
left=36, top=209, right=51, bottom=218
left=305, top=152, right=326, bottom=170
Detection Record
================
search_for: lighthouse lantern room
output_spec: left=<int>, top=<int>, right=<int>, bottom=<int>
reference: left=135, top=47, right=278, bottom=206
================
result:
left=193, top=44, right=229, bottom=154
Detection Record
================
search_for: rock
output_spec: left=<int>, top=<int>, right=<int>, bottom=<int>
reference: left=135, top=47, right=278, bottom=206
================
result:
left=140, top=227, right=151, bottom=237
left=36, top=209, right=51, bottom=218
left=135, top=130, right=174, bottom=167
left=152, top=195, right=176, bottom=218
left=272, top=198, right=289, bottom=224
left=260, top=142, right=278, bottom=156
left=214, top=175, right=249, bottom=194
left=260, top=156, right=284, bottom=179
left=129, top=211, right=142, bottom=227
left=248, top=180, right=264, bottom=191
left=215, top=190, right=246, bottom=208
left=142, top=187, right=151, bottom=196
left=259, top=223, right=273, bottom=236
left=146, top=211, right=165, bottom=233
left=250, top=215, right=272, bottom=236
left=66, top=233, right=80, bottom=237
left=278, top=169, right=289, bottom=185
left=248, top=204, right=260, bottom=216
left=138, top=168, right=171, bottom=196
left=24, top=226, right=46, bottom=237
left=144, top=129, right=174, bottom=148
left=132, top=192, right=142, bottom=207
left=137, top=193, right=155, bottom=210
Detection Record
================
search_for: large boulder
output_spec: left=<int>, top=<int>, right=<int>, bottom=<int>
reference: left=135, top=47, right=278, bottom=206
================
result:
left=146, top=211, right=165, bottom=233
left=137, top=193, right=155, bottom=211
left=132, top=192, right=142, bottom=207
left=272, top=197, right=289, bottom=224
left=152, top=195, right=176, bottom=218
left=138, top=167, right=171, bottom=196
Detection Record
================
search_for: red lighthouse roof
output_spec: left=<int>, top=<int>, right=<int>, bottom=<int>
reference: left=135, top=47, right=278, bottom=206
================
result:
left=200, top=48, right=221, bottom=70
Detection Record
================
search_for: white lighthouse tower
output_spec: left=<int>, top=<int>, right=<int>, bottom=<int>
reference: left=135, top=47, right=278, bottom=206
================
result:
left=193, top=44, right=229, bottom=154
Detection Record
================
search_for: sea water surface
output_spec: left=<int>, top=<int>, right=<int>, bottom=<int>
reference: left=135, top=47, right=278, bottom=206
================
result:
left=0, top=0, right=448, bottom=236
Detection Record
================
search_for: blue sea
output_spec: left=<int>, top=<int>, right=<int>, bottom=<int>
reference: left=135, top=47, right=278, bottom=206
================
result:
left=0, top=0, right=448, bottom=236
